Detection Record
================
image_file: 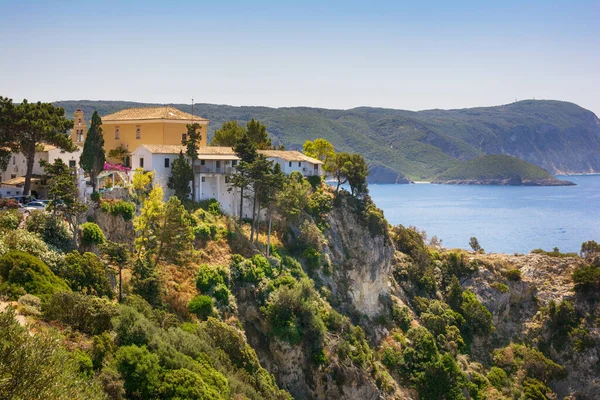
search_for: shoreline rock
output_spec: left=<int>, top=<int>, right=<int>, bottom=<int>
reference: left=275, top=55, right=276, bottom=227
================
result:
left=432, top=177, right=576, bottom=186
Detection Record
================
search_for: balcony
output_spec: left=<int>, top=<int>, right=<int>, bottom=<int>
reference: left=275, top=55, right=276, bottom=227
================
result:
left=194, top=165, right=234, bottom=175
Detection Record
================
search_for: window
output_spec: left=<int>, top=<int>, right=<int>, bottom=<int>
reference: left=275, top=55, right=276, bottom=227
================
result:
left=139, top=157, right=144, bottom=168
left=10, top=174, right=16, bottom=179
left=69, top=160, right=76, bottom=168
left=289, top=162, right=292, bottom=167
left=164, top=158, right=170, bottom=168
left=216, top=160, right=221, bottom=169
left=200, top=160, right=205, bottom=166
left=298, top=162, right=301, bottom=167
left=115, top=126, right=120, bottom=139
left=182, top=133, right=187, bottom=142
left=232, top=160, right=237, bottom=166
left=136, top=125, right=141, bottom=139
left=201, top=177, right=206, bottom=183
left=12, top=156, right=15, bottom=165
left=78, top=118, right=82, bottom=126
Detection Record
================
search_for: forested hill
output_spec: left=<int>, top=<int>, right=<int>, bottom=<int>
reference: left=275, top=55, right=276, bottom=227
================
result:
left=55, top=100, right=600, bottom=181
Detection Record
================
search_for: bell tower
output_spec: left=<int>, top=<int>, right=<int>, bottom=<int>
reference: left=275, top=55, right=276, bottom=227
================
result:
left=72, top=108, right=86, bottom=144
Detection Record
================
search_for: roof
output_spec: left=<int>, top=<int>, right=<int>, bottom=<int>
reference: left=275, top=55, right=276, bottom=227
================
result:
left=134, top=144, right=322, bottom=164
left=102, top=106, right=209, bottom=123
left=259, top=150, right=323, bottom=164
left=1, top=176, right=42, bottom=187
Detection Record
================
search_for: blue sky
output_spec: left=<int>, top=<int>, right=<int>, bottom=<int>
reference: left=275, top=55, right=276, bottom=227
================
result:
left=1, top=0, right=599, bottom=114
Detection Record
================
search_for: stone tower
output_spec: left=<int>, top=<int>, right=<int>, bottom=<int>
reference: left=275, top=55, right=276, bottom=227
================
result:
left=72, top=108, right=86, bottom=144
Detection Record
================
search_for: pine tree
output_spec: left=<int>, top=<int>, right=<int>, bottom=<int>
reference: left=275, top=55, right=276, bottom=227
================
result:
left=182, top=123, right=202, bottom=201
left=80, top=111, right=106, bottom=192
left=167, top=151, right=193, bottom=203
left=1, top=98, right=74, bottom=195
left=156, top=197, right=194, bottom=264
left=230, top=133, right=257, bottom=222
left=210, top=120, right=245, bottom=146
left=246, top=118, right=272, bottom=150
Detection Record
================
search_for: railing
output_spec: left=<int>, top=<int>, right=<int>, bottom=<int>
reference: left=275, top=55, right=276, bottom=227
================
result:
left=194, top=165, right=234, bottom=175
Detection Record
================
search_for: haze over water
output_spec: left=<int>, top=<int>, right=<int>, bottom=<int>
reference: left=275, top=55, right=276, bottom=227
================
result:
left=369, top=175, right=600, bottom=254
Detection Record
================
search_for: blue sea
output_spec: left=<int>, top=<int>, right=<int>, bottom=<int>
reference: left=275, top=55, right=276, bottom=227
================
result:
left=367, top=175, right=600, bottom=254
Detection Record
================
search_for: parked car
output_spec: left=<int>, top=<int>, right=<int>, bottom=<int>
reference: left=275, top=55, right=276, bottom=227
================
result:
left=7, top=195, right=35, bottom=204
left=24, top=201, right=47, bottom=211
left=17, top=203, right=31, bottom=215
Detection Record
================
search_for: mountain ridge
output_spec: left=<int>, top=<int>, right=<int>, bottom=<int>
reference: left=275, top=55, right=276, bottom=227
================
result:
left=54, top=99, right=600, bottom=181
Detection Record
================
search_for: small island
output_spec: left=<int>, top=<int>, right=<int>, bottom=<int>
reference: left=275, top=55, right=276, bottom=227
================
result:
left=433, top=154, right=576, bottom=186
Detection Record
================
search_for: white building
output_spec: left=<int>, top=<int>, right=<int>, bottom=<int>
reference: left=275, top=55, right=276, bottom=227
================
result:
left=0, top=144, right=83, bottom=199
left=131, top=144, right=324, bottom=217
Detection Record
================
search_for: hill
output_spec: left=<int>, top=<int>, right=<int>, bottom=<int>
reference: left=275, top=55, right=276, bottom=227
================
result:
left=433, top=154, right=576, bottom=186
left=54, top=100, right=600, bottom=181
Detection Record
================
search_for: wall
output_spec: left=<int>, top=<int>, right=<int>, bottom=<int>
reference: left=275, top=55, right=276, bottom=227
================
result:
left=102, top=120, right=208, bottom=155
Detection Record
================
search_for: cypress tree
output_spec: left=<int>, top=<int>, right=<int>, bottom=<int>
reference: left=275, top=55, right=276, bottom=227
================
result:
left=79, top=111, right=106, bottom=192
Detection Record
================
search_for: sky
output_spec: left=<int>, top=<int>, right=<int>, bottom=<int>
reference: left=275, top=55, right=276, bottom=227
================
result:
left=1, top=0, right=599, bottom=114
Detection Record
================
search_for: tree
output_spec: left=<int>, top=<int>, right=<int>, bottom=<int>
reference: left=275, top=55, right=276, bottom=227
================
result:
left=79, top=111, right=105, bottom=192
left=63, top=251, right=113, bottom=298
left=131, top=168, right=155, bottom=204
left=182, top=123, right=202, bottom=201
left=101, top=240, right=130, bottom=302
left=469, top=237, right=482, bottom=252
left=167, top=151, right=193, bottom=202
left=581, top=240, right=600, bottom=258
left=275, top=172, right=311, bottom=222
left=43, top=158, right=88, bottom=246
left=230, top=133, right=257, bottom=222
left=327, top=152, right=351, bottom=192
left=107, top=144, right=129, bottom=164
left=246, top=155, right=275, bottom=243
left=1, top=99, right=74, bottom=195
left=156, top=197, right=194, bottom=265
left=344, top=153, right=369, bottom=197
left=302, top=139, right=334, bottom=164
left=0, top=97, right=17, bottom=171
left=133, top=186, right=165, bottom=258
left=265, top=163, right=285, bottom=257
left=210, top=120, right=246, bottom=146
left=246, top=118, right=272, bottom=149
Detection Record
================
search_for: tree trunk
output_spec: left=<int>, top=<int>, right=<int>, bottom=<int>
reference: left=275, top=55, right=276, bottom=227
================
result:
left=266, top=211, right=273, bottom=257
left=239, top=187, right=244, bottom=223
left=254, top=202, right=261, bottom=245
left=250, top=193, right=257, bottom=242
left=191, top=159, right=196, bottom=202
left=119, top=266, right=123, bottom=303
left=23, top=150, right=36, bottom=196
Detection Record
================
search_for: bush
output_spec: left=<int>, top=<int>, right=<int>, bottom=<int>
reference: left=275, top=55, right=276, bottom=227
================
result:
left=0, top=250, right=70, bottom=298
left=0, top=198, right=18, bottom=209
left=115, top=345, right=161, bottom=399
left=581, top=240, right=600, bottom=258
left=0, top=308, right=106, bottom=400
left=158, top=368, right=225, bottom=400
left=188, top=295, right=214, bottom=320
left=505, top=269, right=522, bottom=281
left=100, top=199, right=136, bottom=220
left=90, top=191, right=101, bottom=202
left=17, top=293, right=42, bottom=316
left=63, top=251, right=113, bottom=298
left=572, top=264, right=600, bottom=294
left=196, top=264, right=225, bottom=293
left=0, top=210, right=19, bottom=231
left=198, top=198, right=222, bottom=216
left=43, top=292, right=118, bottom=335
left=1, top=229, right=66, bottom=273
left=25, top=212, right=73, bottom=251
left=491, top=282, right=509, bottom=293
left=80, top=222, right=105, bottom=246
left=486, top=366, right=508, bottom=390
left=391, top=305, right=412, bottom=331
left=91, top=332, right=116, bottom=370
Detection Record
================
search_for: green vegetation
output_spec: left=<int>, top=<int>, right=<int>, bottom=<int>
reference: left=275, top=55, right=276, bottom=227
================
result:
left=167, top=150, right=194, bottom=202
left=100, top=199, right=136, bottom=220
left=531, top=247, right=579, bottom=258
left=80, top=222, right=106, bottom=246
left=79, top=110, right=106, bottom=192
left=436, top=154, right=558, bottom=182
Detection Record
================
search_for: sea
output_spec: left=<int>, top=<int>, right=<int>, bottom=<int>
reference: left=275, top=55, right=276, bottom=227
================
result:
left=367, top=175, right=600, bottom=254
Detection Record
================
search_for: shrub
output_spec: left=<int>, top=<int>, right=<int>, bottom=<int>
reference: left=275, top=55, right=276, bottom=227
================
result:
left=0, top=250, right=70, bottom=298
left=581, top=240, right=600, bottom=258
left=491, top=282, right=509, bottom=293
left=113, top=306, right=157, bottom=347
left=569, top=327, right=594, bottom=352
left=198, top=198, right=222, bottom=216
left=158, top=369, right=225, bottom=400
left=43, top=292, right=118, bottom=335
left=90, top=191, right=101, bottom=202
left=100, top=199, right=136, bottom=220
left=196, top=264, right=225, bottom=293
left=0, top=198, right=18, bottom=209
left=391, top=305, right=412, bottom=331
left=0, top=308, right=106, bottom=400
left=91, top=332, right=116, bottom=370
left=80, top=222, right=105, bottom=246
left=188, top=295, right=214, bottom=320
left=25, top=212, right=73, bottom=251
left=460, top=290, right=493, bottom=337
left=0, top=210, right=19, bottom=231
left=572, top=264, right=600, bottom=294
left=193, top=223, right=211, bottom=239
left=17, top=293, right=42, bottom=316
left=63, top=251, right=113, bottom=298
left=1, top=229, right=66, bottom=273
left=505, top=269, right=522, bottom=281
left=486, top=366, right=508, bottom=390
left=115, top=345, right=161, bottom=399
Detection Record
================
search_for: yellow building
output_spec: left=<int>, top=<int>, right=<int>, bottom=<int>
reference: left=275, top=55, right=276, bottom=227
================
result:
left=100, top=106, right=209, bottom=166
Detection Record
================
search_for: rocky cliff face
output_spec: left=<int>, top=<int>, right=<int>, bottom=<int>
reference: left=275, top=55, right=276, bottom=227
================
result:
left=462, top=253, right=600, bottom=398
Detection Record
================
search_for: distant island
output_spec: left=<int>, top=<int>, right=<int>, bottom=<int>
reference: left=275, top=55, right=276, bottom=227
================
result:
left=432, top=154, right=576, bottom=186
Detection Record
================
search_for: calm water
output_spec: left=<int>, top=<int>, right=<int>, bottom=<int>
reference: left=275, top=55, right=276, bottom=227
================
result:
left=368, top=175, right=600, bottom=254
